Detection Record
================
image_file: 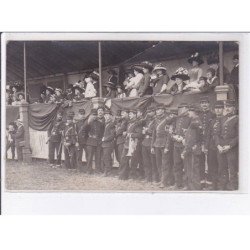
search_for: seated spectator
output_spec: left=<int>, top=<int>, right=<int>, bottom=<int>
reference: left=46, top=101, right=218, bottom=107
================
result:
left=199, top=68, right=219, bottom=92
left=89, top=71, right=100, bottom=96
left=65, top=86, right=74, bottom=100
left=169, top=67, right=190, bottom=94
left=104, top=83, right=116, bottom=98
left=150, top=63, right=169, bottom=94
left=84, top=74, right=97, bottom=99
left=6, top=89, right=12, bottom=105
left=17, top=92, right=26, bottom=104
left=125, top=66, right=144, bottom=97
left=207, top=53, right=230, bottom=84
left=11, top=95, right=19, bottom=106
left=187, top=52, right=203, bottom=85
left=123, top=69, right=135, bottom=91
left=54, top=88, right=64, bottom=103
left=183, top=76, right=207, bottom=92
left=138, top=61, right=154, bottom=97
left=44, top=86, right=54, bottom=103
left=107, top=69, right=118, bottom=88
left=116, top=84, right=126, bottom=98
left=73, top=84, right=85, bottom=102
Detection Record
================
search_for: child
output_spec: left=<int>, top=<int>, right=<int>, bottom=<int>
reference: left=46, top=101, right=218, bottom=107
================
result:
left=199, top=68, right=219, bottom=92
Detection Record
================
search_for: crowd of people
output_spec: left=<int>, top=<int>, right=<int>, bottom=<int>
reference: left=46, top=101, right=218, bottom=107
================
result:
left=6, top=96, right=238, bottom=191
left=6, top=52, right=239, bottom=106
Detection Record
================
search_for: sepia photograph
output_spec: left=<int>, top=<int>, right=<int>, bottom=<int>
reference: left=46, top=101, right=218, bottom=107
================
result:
left=2, top=34, right=239, bottom=192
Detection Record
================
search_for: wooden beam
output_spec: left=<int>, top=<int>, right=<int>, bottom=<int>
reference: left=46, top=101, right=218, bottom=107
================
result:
left=98, top=42, right=102, bottom=97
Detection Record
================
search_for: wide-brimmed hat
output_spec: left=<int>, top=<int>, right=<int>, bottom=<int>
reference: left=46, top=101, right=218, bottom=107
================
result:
left=152, top=63, right=167, bottom=73
left=89, top=71, right=99, bottom=81
left=188, top=52, right=204, bottom=65
left=207, top=54, right=219, bottom=65
left=55, top=88, right=63, bottom=94
left=107, top=69, right=117, bottom=75
left=132, top=65, right=144, bottom=74
left=139, top=61, right=154, bottom=71
left=46, top=86, right=54, bottom=94
left=171, top=67, right=190, bottom=81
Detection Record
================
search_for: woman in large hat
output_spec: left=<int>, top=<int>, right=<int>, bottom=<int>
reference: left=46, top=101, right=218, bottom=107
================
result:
left=107, top=68, right=118, bottom=87
left=122, top=68, right=135, bottom=95
left=116, top=84, right=126, bottom=98
left=169, top=67, right=190, bottom=95
left=44, top=86, right=55, bottom=103
left=103, top=83, right=116, bottom=98
left=137, top=61, right=154, bottom=97
left=72, top=83, right=85, bottom=102
left=151, top=63, right=170, bottom=94
left=187, top=52, right=204, bottom=84
left=125, top=65, right=144, bottom=97
left=84, top=72, right=97, bottom=99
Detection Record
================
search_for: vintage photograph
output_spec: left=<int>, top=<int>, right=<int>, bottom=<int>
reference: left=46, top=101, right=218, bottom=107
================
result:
left=3, top=36, right=239, bottom=191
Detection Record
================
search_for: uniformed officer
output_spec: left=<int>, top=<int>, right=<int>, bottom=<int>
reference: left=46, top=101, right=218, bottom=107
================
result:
left=198, top=96, right=216, bottom=188
left=63, top=111, right=78, bottom=170
left=13, top=119, right=25, bottom=162
left=119, top=109, right=142, bottom=180
left=48, top=111, right=65, bottom=168
left=84, top=106, right=105, bottom=174
left=181, top=104, right=203, bottom=190
left=115, top=110, right=128, bottom=166
left=210, top=101, right=225, bottom=190
left=75, top=108, right=88, bottom=171
left=171, top=103, right=191, bottom=189
left=216, top=100, right=238, bottom=190
left=102, top=109, right=116, bottom=176
left=141, top=106, right=157, bottom=182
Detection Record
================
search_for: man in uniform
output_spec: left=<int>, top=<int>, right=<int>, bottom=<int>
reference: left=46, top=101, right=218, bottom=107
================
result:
left=84, top=106, right=105, bottom=174
left=141, top=106, right=157, bottom=183
left=102, top=109, right=116, bottom=176
left=181, top=104, right=203, bottom=190
left=115, top=110, right=128, bottom=166
left=75, top=108, right=88, bottom=171
left=13, top=119, right=25, bottom=162
left=171, top=103, right=191, bottom=189
left=119, top=110, right=142, bottom=180
left=198, top=96, right=216, bottom=188
left=216, top=100, right=238, bottom=190
left=48, top=111, right=65, bottom=168
left=63, top=111, right=78, bottom=170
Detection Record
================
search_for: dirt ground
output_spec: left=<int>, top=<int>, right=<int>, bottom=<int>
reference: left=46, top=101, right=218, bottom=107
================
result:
left=5, top=160, right=171, bottom=192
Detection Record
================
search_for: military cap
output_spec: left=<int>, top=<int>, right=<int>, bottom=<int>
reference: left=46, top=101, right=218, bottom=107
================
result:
left=214, top=101, right=224, bottom=109
left=155, top=103, right=165, bottom=110
left=199, top=96, right=210, bottom=103
left=178, top=103, right=188, bottom=108
left=188, top=104, right=199, bottom=112
left=225, top=100, right=237, bottom=107
left=91, top=108, right=97, bottom=115
left=97, top=105, right=105, bottom=111
left=104, top=109, right=112, bottom=115
left=78, top=108, right=85, bottom=114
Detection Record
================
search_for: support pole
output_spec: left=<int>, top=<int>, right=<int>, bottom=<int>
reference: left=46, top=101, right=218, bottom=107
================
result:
left=23, top=42, right=27, bottom=101
left=219, top=41, right=224, bottom=85
left=98, top=41, right=102, bottom=97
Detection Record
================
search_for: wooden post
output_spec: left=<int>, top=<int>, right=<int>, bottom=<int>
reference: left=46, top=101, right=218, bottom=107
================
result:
left=23, top=42, right=27, bottom=101
left=219, top=41, right=224, bottom=85
left=98, top=41, right=102, bottom=97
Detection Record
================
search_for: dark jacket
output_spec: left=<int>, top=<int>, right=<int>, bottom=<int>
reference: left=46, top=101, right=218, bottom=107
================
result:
left=63, top=122, right=78, bottom=145
left=138, top=73, right=152, bottom=96
left=85, top=117, right=105, bottom=147
left=48, top=119, right=65, bottom=143
left=152, top=74, right=169, bottom=94
left=124, top=119, right=143, bottom=149
left=13, top=125, right=25, bottom=147
left=76, top=118, right=88, bottom=145
left=199, top=77, right=219, bottom=92
left=229, top=65, right=239, bottom=85
left=115, top=118, right=128, bottom=145
left=142, top=119, right=155, bottom=147
left=102, top=121, right=116, bottom=148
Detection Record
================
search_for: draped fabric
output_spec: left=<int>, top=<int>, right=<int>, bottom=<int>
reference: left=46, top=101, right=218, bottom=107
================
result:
left=6, top=106, right=20, bottom=126
left=28, top=100, right=92, bottom=131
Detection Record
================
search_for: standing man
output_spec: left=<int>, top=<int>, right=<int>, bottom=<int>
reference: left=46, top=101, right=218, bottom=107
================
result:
left=84, top=106, right=105, bottom=174
left=198, top=96, right=216, bottom=188
left=229, top=54, right=239, bottom=98
left=75, top=108, right=88, bottom=171
left=171, top=103, right=191, bottom=189
left=102, top=109, right=116, bottom=176
left=216, top=100, right=238, bottom=190
left=6, top=122, right=17, bottom=160
left=63, top=111, right=78, bottom=170
left=182, top=104, right=203, bottom=190
left=13, top=119, right=25, bottom=162
left=119, top=110, right=142, bottom=180
left=115, top=110, right=128, bottom=166
left=48, top=111, right=65, bottom=168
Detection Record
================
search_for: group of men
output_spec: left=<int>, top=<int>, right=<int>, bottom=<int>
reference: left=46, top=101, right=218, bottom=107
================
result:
left=47, top=96, right=238, bottom=191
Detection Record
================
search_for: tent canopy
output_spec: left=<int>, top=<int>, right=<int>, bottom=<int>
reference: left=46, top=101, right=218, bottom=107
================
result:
left=6, top=40, right=238, bottom=82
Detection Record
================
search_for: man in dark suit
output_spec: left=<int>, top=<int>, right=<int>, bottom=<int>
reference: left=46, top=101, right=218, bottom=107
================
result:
left=102, top=109, right=116, bottom=176
left=215, top=100, right=238, bottom=190
left=229, top=54, right=239, bottom=98
left=84, top=106, right=105, bottom=174
left=13, top=119, right=25, bottom=162
left=6, top=122, right=17, bottom=160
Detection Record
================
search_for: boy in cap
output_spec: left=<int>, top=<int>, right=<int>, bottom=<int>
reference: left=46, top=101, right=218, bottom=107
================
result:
left=215, top=100, right=238, bottom=190
left=102, top=109, right=116, bottom=176
left=181, top=104, right=203, bottom=190
left=63, top=111, right=78, bottom=170
left=75, top=108, right=88, bottom=171
left=84, top=106, right=105, bottom=174
left=13, top=119, right=25, bottom=162
left=48, top=111, right=65, bottom=168
left=171, top=103, right=191, bottom=189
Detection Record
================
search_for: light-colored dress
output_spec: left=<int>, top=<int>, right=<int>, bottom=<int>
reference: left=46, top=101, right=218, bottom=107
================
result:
left=126, top=73, right=144, bottom=97
left=85, top=82, right=97, bottom=98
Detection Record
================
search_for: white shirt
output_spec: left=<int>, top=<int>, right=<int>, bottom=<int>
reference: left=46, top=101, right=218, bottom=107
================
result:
left=85, top=82, right=97, bottom=98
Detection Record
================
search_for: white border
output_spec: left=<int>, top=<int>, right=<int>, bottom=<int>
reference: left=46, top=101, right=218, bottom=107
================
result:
left=2, top=32, right=250, bottom=214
